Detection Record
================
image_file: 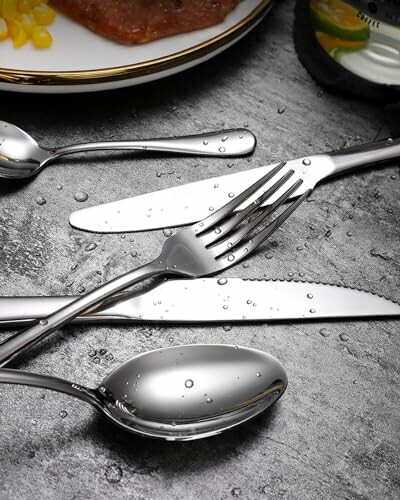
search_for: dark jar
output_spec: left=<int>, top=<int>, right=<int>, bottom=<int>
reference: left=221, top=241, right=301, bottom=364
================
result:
left=294, top=0, right=400, bottom=102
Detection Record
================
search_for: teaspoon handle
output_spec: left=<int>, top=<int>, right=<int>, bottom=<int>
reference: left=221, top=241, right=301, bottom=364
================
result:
left=0, top=368, right=101, bottom=409
left=0, top=261, right=166, bottom=368
left=49, top=129, right=256, bottom=161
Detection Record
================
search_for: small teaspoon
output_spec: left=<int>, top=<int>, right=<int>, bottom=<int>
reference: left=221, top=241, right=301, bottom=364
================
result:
left=0, top=121, right=256, bottom=179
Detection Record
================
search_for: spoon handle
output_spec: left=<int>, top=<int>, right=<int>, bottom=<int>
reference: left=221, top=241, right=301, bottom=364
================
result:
left=0, top=261, right=166, bottom=367
left=0, top=368, right=101, bottom=409
left=49, top=129, right=256, bottom=161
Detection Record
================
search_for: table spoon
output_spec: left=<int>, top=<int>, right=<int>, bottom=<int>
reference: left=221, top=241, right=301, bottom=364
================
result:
left=0, top=344, right=287, bottom=441
left=0, top=121, right=256, bottom=179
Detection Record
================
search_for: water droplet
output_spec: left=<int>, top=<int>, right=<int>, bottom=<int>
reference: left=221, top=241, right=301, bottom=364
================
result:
left=231, top=487, right=242, bottom=497
left=228, top=254, right=235, bottom=262
left=206, top=397, right=213, bottom=403
left=340, top=332, right=350, bottom=342
left=59, top=410, right=68, bottom=419
left=215, top=227, right=222, bottom=234
left=92, top=356, right=100, bottom=364
left=227, top=242, right=233, bottom=248
left=203, top=140, right=208, bottom=146
left=84, top=242, right=97, bottom=252
left=228, top=192, right=235, bottom=198
left=56, top=185, right=63, bottom=190
left=105, top=464, right=123, bottom=484
left=319, top=328, right=330, bottom=338
left=36, top=196, right=46, bottom=206
left=246, top=299, right=252, bottom=305
left=309, top=308, right=316, bottom=314
left=387, top=137, right=393, bottom=144
left=223, top=305, right=228, bottom=310
left=218, top=278, right=228, bottom=285
left=302, top=158, right=311, bottom=166
left=39, top=319, right=48, bottom=326
left=209, top=206, right=214, bottom=211
left=77, top=285, right=86, bottom=294
left=185, top=379, right=194, bottom=388
left=74, top=191, right=89, bottom=202
left=223, top=325, right=232, bottom=331
left=244, top=123, right=249, bottom=128
left=265, top=254, right=273, bottom=260
left=278, top=105, right=286, bottom=114
left=307, top=293, right=313, bottom=299
left=199, top=222, right=204, bottom=227
left=256, top=372, right=262, bottom=377
left=214, top=183, right=219, bottom=188
left=219, top=147, right=226, bottom=153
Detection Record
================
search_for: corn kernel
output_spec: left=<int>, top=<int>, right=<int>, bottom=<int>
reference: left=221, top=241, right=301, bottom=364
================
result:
left=12, top=26, right=28, bottom=47
left=18, top=12, right=34, bottom=35
left=7, top=18, right=21, bottom=37
left=3, top=0, right=18, bottom=21
left=31, top=24, right=51, bottom=47
left=17, top=0, right=32, bottom=14
left=32, top=3, right=55, bottom=25
left=0, top=18, right=8, bottom=40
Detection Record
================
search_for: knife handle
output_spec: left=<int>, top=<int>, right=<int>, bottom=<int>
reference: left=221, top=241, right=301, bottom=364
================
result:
left=328, top=137, right=400, bottom=176
left=0, top=261, right=164, bottom=367
left=49, top=129, right=256, bottom=161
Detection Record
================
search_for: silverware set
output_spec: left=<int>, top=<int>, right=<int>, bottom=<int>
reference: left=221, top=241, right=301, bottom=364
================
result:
left=0, top=120, right=399, bottom=441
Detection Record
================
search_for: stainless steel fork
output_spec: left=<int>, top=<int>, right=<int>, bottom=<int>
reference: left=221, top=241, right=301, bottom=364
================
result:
left=0, top=162, right=311, bottom=367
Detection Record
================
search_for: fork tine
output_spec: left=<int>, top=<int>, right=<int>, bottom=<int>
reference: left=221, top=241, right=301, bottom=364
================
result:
left=200, top=169, right=296, bottom=247
left=195, top=161, right=287, bottom=234
left=218, top=189, right=312, bottom=264
left=212, top=179, right=304, bottom=256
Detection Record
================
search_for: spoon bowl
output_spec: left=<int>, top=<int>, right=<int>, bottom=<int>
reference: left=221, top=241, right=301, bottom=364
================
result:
left=0, top=344, right=287, bottom=441
left=0, top=121, right=48, bottom=178
left=0, top=121, right=257, bottom=180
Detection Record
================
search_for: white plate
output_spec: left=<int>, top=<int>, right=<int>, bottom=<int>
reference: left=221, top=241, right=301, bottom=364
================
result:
left=0, top=0, right=273, bottom=93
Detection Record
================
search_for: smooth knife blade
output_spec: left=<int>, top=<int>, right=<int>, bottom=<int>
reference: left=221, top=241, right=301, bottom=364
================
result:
left=1, top=279, right=399, bottom=326
left=69, top=154, right=334, bottom=232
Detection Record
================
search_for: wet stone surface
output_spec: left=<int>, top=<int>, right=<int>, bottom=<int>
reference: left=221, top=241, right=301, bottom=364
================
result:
left=0, top=2, right=399, bottom=499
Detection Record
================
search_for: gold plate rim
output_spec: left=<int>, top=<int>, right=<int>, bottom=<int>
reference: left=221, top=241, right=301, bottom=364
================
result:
left=0, top=0, right=273, bottom=86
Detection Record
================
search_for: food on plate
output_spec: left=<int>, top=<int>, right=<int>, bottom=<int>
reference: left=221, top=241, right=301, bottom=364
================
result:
left=50, top=0, right=242, bottom=44
left=0, top=0, right=56, bottom=48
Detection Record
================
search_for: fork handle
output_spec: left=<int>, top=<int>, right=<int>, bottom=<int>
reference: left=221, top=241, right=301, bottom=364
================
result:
left=328, top=137, right=400, bottom=176
left=0, top=260, right=165, bottom=368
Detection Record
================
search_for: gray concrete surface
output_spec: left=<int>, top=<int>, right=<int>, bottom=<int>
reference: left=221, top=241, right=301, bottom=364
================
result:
left=0, top=2, right=399, bottom=499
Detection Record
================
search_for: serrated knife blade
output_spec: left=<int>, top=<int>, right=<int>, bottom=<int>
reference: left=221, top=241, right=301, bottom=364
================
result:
left=69, top=138, right=400, bottom=232
left=1, top=279, right=399, bottom=327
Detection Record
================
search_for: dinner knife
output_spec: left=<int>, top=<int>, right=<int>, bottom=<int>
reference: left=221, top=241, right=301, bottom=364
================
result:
left=1, top=279, right=399, bottom=327
left=70, top=137, right=400, bottom=232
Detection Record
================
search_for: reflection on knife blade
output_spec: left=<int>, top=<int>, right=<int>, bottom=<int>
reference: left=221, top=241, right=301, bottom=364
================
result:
left=1, top=279, right=399, bottom=327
